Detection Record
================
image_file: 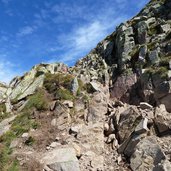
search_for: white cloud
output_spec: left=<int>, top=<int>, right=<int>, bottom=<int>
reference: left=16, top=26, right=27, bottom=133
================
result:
left=1, top=0, right=10, bottom=5
left=0, top=59, right=20, bottom=83
left=17, top=26, right=36, bottom=37
left=50, top=11, right=127, bottom=64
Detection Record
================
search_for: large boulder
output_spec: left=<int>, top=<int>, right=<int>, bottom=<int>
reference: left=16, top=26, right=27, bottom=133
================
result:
left=9, top=63, right=68, bottom=101
left=154, top=104, right=171, bottom=135
left=116, top=106, right=142, bottom=143
left=130, top=136, right=165, bottom=171
left=41, top=147, right=80, bottom=171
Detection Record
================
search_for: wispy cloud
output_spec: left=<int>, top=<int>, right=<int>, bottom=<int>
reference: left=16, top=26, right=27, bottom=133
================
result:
left=0, top=59, right=21, bottom=83
left=17, top=26, right=36, bottom=37
left=47, top=1, right=128, bottom=64
left=1, top=0, right=10, bottom=5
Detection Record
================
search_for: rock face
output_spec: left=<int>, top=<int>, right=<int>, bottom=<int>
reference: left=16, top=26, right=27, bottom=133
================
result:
left=41, top=147, right=80, bottom=171
left=130, top=136, right=165, bottom=171
left=0, top=0, right=171, bottom=171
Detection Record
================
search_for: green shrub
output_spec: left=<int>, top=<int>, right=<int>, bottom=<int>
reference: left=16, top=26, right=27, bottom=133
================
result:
left=24, top=89, right=48, bottom=111
left=129, top=45, right=140, bottom=58
left=159, top=57, right=171, bottom=68
left=0, top=131, right=16, bottom=147
left=56, top=88, right=74, bottom=100
left=11, top=111, right=38, bottom=136
left=145, top=66, right=168, bottom=79
left=0, top=145, right=17, bottom=171
left=44, top=73, right=73, bottom=93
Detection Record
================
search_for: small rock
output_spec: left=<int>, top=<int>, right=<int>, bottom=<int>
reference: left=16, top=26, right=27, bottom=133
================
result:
left=55, top=137, right=60, bottom=141
left=50, top=101, right=56, bottom=111
left=22, top=133, right=29, bottom=138
left=104, top=123, right=109, bottom=132
left=106, top=134, right=116, bottom=144
left=63, top=100, right=74, bottom=108
left=46, top=146, right=51, bottom=150
left=10, top=139, right=19, bottom=148
left=117, top=155, right=122, bottom=165
left=72, top=143, right=81, bottom=158
left=140, top=102, right=153, bottom=110
left=69, top=125, right=80, bottom=135
left=135, top=118, right=149, bottom=134
left=51, top=118, right=57, bottom=126
left=50, top=142, right=58, bottom=148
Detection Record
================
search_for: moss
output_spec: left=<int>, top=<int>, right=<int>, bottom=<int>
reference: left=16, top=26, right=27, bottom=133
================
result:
left=147, top=42, right=157, bottom=51
left=0, top=103, right=6, bottom=113
left=148, top=26, right=157, bottom=36
left=35, top=71, right=44, bottom=77
left=145, top=66, right=168, bottom=79
left=24, top=89, right=48, bottom=111
left=159, top=56, right=171, bottom=68
left=129, top=45, right=140, bottom=58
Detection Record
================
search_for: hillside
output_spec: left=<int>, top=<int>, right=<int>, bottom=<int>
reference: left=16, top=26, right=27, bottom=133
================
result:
left=0, top=0, right=171, bottom=170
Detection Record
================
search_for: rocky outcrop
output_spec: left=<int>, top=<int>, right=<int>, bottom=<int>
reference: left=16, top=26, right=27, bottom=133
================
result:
left=0, top=0, right=171, bottom=171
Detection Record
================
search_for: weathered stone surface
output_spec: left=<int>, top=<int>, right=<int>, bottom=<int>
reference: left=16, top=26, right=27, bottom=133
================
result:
left=71, top=77, right=79, bottom=95
left=130, top=136, right=165, bottom=171
left=41, top=147, right=80, bottom=171
left=154, top=104, right=171, bottom=134
left=134, top=118, right=148, bottom=134
left=140, top=102, right=153, bottom=110
left=148, top=50, right=159, bottom=64
left=160, top=24, right=170, bottom=33
left=117, top=106, right=142, bottom=143
left=110, top=74, right=137, bottom=103
left=155, top=160, right=171, bottom=171
left=87, top=91, right=108, bottom=123
left=63, top=100, right=74, bottom=108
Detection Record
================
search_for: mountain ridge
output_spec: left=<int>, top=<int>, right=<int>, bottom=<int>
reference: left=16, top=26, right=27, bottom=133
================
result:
left=0, top=0, right=171, bottom=170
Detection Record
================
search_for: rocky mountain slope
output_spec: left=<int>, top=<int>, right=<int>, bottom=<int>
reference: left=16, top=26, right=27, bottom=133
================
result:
left=0, top=0, right=171, bottom=170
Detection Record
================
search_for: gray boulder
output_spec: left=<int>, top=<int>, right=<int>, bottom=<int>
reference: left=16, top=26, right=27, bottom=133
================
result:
left=41, top=147, right=80, bottom=171
left=130, top=136, right=165, bottom=171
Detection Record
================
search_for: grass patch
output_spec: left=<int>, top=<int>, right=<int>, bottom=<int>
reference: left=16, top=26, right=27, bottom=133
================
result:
left=44, top=73, right=74, bottom=93
left=56, top=88, right=74, bottom=100
left=145, top=66, right=168, bottom=79
left=0, top=144, right=19, bottom=171
left=159, top=56, right=171, bottom=68
left=0, top=103, right=11, bottom=122
left=24, top=89, right=49, bottom=111
left=0, top=110, right=38, bottom=170
left=0, top=103, right=6, bottom=113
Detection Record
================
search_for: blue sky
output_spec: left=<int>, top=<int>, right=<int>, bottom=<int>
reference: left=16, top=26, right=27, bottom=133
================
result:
left=0, top=0, right=149, bottom=83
